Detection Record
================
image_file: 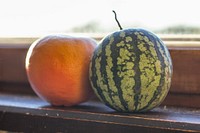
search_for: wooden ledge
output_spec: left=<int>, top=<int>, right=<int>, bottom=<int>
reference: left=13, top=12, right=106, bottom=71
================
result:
left=0, top=93, right=200, bottom=133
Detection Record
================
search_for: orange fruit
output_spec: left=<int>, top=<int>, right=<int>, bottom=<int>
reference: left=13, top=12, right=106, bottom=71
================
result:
left=25, top=35, right=97, bottom=106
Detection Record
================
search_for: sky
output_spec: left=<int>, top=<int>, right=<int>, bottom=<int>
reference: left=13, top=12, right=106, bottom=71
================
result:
left=0, top=0, right=200, bottom=36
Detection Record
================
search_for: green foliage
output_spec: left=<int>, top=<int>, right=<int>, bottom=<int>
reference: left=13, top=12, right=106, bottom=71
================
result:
left=71, top=21, right=101, bottom=33
left=70, top=21, right=200, bottom=34
left=156, top=25, right=200, bottom=34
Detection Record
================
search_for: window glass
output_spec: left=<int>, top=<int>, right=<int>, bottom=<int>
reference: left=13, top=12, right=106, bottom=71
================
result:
left=0, top=0, right=200, bottom=36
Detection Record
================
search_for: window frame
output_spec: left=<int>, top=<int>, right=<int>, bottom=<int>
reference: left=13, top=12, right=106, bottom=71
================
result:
left=0, top=34, right=200, bottom=106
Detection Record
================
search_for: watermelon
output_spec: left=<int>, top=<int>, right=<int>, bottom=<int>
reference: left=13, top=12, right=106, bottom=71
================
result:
left=89, top=28, right=173, bottom=112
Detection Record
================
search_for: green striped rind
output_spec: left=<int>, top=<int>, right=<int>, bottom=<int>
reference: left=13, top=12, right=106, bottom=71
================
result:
left=89, top=28, right=172, bottom=112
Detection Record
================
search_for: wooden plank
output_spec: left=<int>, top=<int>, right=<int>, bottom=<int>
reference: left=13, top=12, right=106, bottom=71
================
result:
left=1, top=43, right=200, bottom=94
left=0, top=93, right=200, bottom=133
left=0, top=48, right=28, bottom=83
left=163, top=93, right=200, bottom=108
left=169, top=49, right=200, bottom=94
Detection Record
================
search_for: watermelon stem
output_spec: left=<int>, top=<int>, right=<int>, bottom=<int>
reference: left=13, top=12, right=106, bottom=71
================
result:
left=112, top=10, right=123, bottom=30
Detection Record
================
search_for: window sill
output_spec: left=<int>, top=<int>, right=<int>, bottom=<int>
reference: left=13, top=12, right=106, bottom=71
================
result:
left=1, top=35, right=200, bottom=132
left=0, top=92, right=200, bottom=133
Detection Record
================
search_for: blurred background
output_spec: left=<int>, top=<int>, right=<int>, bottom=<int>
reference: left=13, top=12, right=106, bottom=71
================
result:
left=0, top=0, right=200, bottom=37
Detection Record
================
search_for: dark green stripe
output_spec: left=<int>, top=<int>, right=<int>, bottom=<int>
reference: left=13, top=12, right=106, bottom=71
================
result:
left=110, top=32, right=129, bottom=111
left=99, top=37, right=121, bottom=110
left=132, top=31, right=142, bottom=111
left=138, top=33, right=166, bottom=112
left=90, top=47, right=110, bottom=105
left=158, top=39, right=173, bottom=76
left=158, top=39, right=172, bottom=89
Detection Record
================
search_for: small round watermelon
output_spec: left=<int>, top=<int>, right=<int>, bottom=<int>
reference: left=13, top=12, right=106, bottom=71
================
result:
left=89, top=28, right=173, bottom=112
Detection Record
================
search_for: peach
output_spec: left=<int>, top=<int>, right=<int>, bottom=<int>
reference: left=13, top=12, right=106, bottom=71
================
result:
left=25, top=35, right=97, bottom=106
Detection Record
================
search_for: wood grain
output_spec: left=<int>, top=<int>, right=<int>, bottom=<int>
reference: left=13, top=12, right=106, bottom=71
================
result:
left=163, top=92, right=200, bottom=108
left=169, top=48, right=200, bottom=94
left=0, top=93, right=200, bottom=133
